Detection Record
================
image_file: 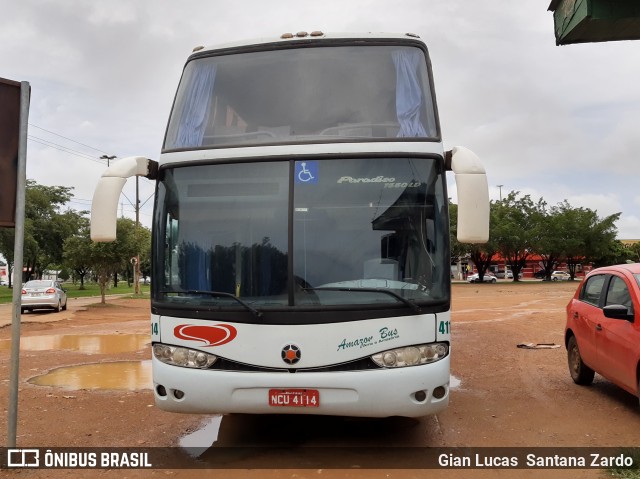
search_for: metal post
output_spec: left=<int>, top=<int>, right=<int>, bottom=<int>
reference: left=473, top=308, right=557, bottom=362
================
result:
left=7, top=81, right=30, bottom=447
left=134, top=176, right=141, bottom=295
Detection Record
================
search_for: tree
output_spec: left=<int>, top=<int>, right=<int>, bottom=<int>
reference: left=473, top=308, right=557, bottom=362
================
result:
left=469, top=245, right=496, bottom=281
left=591, top=240, right=633, bottom=268
left=492, top=192, right=540, bottom=282
left=553, top=202, right=620, bottom=279
left=627, top=242, right=640, bottom=264
left=451, top=200, right=500, bottom=282
left=0, top=180, right=86, bottom=284
left=86, top=218, right=151, bottom=303
left=530, top=200, right=564, bottom=281
left=467, top=201, right=500, bottom=282
left=449, top=203, right=471, bottom=279
left=24, top=180, right=75, bottom=279
left=62, top=217, right=92, bottom=289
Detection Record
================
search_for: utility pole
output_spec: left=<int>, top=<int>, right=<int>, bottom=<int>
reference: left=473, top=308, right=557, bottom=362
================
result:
left=497, top=184, right=506, bottom=277
left=99, top=154, right=141, bottom=294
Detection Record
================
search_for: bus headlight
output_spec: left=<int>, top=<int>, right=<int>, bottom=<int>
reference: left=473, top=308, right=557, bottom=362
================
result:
left=153, top=344, right=217, bottom=369
left=371, top=343, right=448, bottom=368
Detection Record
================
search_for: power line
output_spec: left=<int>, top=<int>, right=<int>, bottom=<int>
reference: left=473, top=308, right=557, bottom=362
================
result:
left=28, top=136, right=108, bottom=165
left=28, top=123, right=110, bottom=155
left=27, top=123, right=117, bottom=166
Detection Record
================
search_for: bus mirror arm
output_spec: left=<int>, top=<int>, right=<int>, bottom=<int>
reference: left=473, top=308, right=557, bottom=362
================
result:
left=446, top=146, right=490, bottom=244
left=90, top=156, right=158, bottom=242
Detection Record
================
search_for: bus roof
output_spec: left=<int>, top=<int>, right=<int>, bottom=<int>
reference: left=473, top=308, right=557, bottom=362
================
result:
left=189, top=32, right=425, bottom=57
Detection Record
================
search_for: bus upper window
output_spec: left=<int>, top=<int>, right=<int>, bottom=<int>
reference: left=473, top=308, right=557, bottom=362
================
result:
left=164, top=45, right=438, bottom=150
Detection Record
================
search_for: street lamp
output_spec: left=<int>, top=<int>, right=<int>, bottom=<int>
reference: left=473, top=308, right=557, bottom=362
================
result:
left=100, top=154, right=116, bottom=166
left=496, top=184, right=506, bottom=277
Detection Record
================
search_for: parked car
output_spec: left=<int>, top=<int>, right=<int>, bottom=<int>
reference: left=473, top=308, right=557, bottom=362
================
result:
left=21, top=280, right=68, bottom=313
left=551, top=270, right=571, bottom=281
left=467, top=272, right=497, bottom=283
left=564, top=263, right=640, bottom=405
left=495, top=269, right=523, bottom=279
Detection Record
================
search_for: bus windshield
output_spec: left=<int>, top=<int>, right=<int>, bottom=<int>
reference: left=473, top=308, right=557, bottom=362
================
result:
left=163, top=45, right=438, bottom=150
left=154, top=157, right=449, bottom=317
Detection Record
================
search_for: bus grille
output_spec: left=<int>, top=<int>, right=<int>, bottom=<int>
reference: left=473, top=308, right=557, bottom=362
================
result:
left=209, top=357, right=380, bottom=373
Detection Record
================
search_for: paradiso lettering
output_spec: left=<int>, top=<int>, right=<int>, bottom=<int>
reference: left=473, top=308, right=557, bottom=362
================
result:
left=337, top=176, right=422, bottom=189
left=337, top=326, right=399, bottom=351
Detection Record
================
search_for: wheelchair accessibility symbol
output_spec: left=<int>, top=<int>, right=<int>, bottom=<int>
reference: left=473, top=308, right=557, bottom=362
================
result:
left=295, top=161, right=318, bottom=184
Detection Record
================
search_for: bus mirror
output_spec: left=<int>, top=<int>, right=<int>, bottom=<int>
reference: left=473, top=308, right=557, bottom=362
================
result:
left=90, top=156, right=157, bottom=242
left=448, top=146, right=489, bottom=244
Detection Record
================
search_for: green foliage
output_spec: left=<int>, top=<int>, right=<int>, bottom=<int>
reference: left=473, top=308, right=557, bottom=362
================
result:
left=0, top=180, right=152, bottom=299
left=64, top=217, right=151, bottom=303
left=492, top=192, right=542, bottom=281
left=551, top=201, right=620, bottom=278
left=0, top=180, right=88, bottom=286
left=62, top=219, right=93, bottom=289
left=453, top=190, right=623, bottom=278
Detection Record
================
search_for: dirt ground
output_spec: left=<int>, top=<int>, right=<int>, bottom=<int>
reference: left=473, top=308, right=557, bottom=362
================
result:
left=0, top=281, right=638, bottom=479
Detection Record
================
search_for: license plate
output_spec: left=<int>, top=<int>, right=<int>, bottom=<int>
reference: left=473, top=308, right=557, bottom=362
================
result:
left=268, top=388, right=319, bottom=407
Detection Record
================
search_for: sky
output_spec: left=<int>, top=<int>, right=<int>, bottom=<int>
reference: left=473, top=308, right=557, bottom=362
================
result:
left=2, top=0, right=640, bottom=238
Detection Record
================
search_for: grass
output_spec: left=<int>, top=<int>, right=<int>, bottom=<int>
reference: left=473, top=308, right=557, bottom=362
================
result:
left=0, top=282, right=150, bottom=304
left=609, top=449, right=640, bottom=478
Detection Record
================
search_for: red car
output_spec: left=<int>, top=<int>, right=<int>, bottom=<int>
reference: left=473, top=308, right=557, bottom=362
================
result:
left=565, top=263, right=640, bottom=405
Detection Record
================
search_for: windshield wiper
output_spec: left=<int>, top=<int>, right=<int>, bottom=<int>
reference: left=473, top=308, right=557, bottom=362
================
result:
left=162, top=289, right=263, bottom=319
left=304, top=287, right=421, bottom=313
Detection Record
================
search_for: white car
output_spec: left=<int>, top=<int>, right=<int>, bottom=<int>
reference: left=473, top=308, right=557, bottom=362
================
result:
left=495, top=270, right=522, bottom=279
left=551, top=271, right=571, bottom=281
left=467, top=273, right=497, bottom=283
left=21, top=280, right=68, bottom=313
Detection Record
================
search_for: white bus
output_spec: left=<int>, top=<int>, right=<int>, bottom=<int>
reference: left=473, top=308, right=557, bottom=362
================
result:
left=91, top=32, right=489, bottom=418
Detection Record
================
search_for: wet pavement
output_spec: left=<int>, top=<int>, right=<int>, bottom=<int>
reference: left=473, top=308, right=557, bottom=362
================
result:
left=29, top=360, right=152, bottom=390
left=0, top=332, right=149, bottom=353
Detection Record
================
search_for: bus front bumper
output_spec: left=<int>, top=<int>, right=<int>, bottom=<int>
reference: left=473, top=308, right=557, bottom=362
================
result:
left=152, top=356, right=450, bottom=418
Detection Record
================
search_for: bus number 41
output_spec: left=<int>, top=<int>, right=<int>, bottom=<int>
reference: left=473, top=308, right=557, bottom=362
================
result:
left=438, top=321, right=450, bottom=335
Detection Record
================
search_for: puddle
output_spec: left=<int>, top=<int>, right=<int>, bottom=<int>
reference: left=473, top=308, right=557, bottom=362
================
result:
left=0, top=333, right=149, bottom=354
left=29, top=360, right=152, bottom=391
left=179, top=416, right=223, bottom=457
left=450, top=375, right=461, bottom=389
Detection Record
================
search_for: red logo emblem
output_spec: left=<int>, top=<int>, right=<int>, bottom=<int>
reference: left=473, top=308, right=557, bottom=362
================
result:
left=174, top=324, right=237, bottom=347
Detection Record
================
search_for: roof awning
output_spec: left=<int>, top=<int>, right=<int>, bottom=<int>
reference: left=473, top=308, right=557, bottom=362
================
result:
left=548, top=0, right=640, bottom=45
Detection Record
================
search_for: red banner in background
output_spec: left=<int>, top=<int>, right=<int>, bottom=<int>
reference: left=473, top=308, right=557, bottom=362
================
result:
left=0, top=77, right=21, bottom=228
